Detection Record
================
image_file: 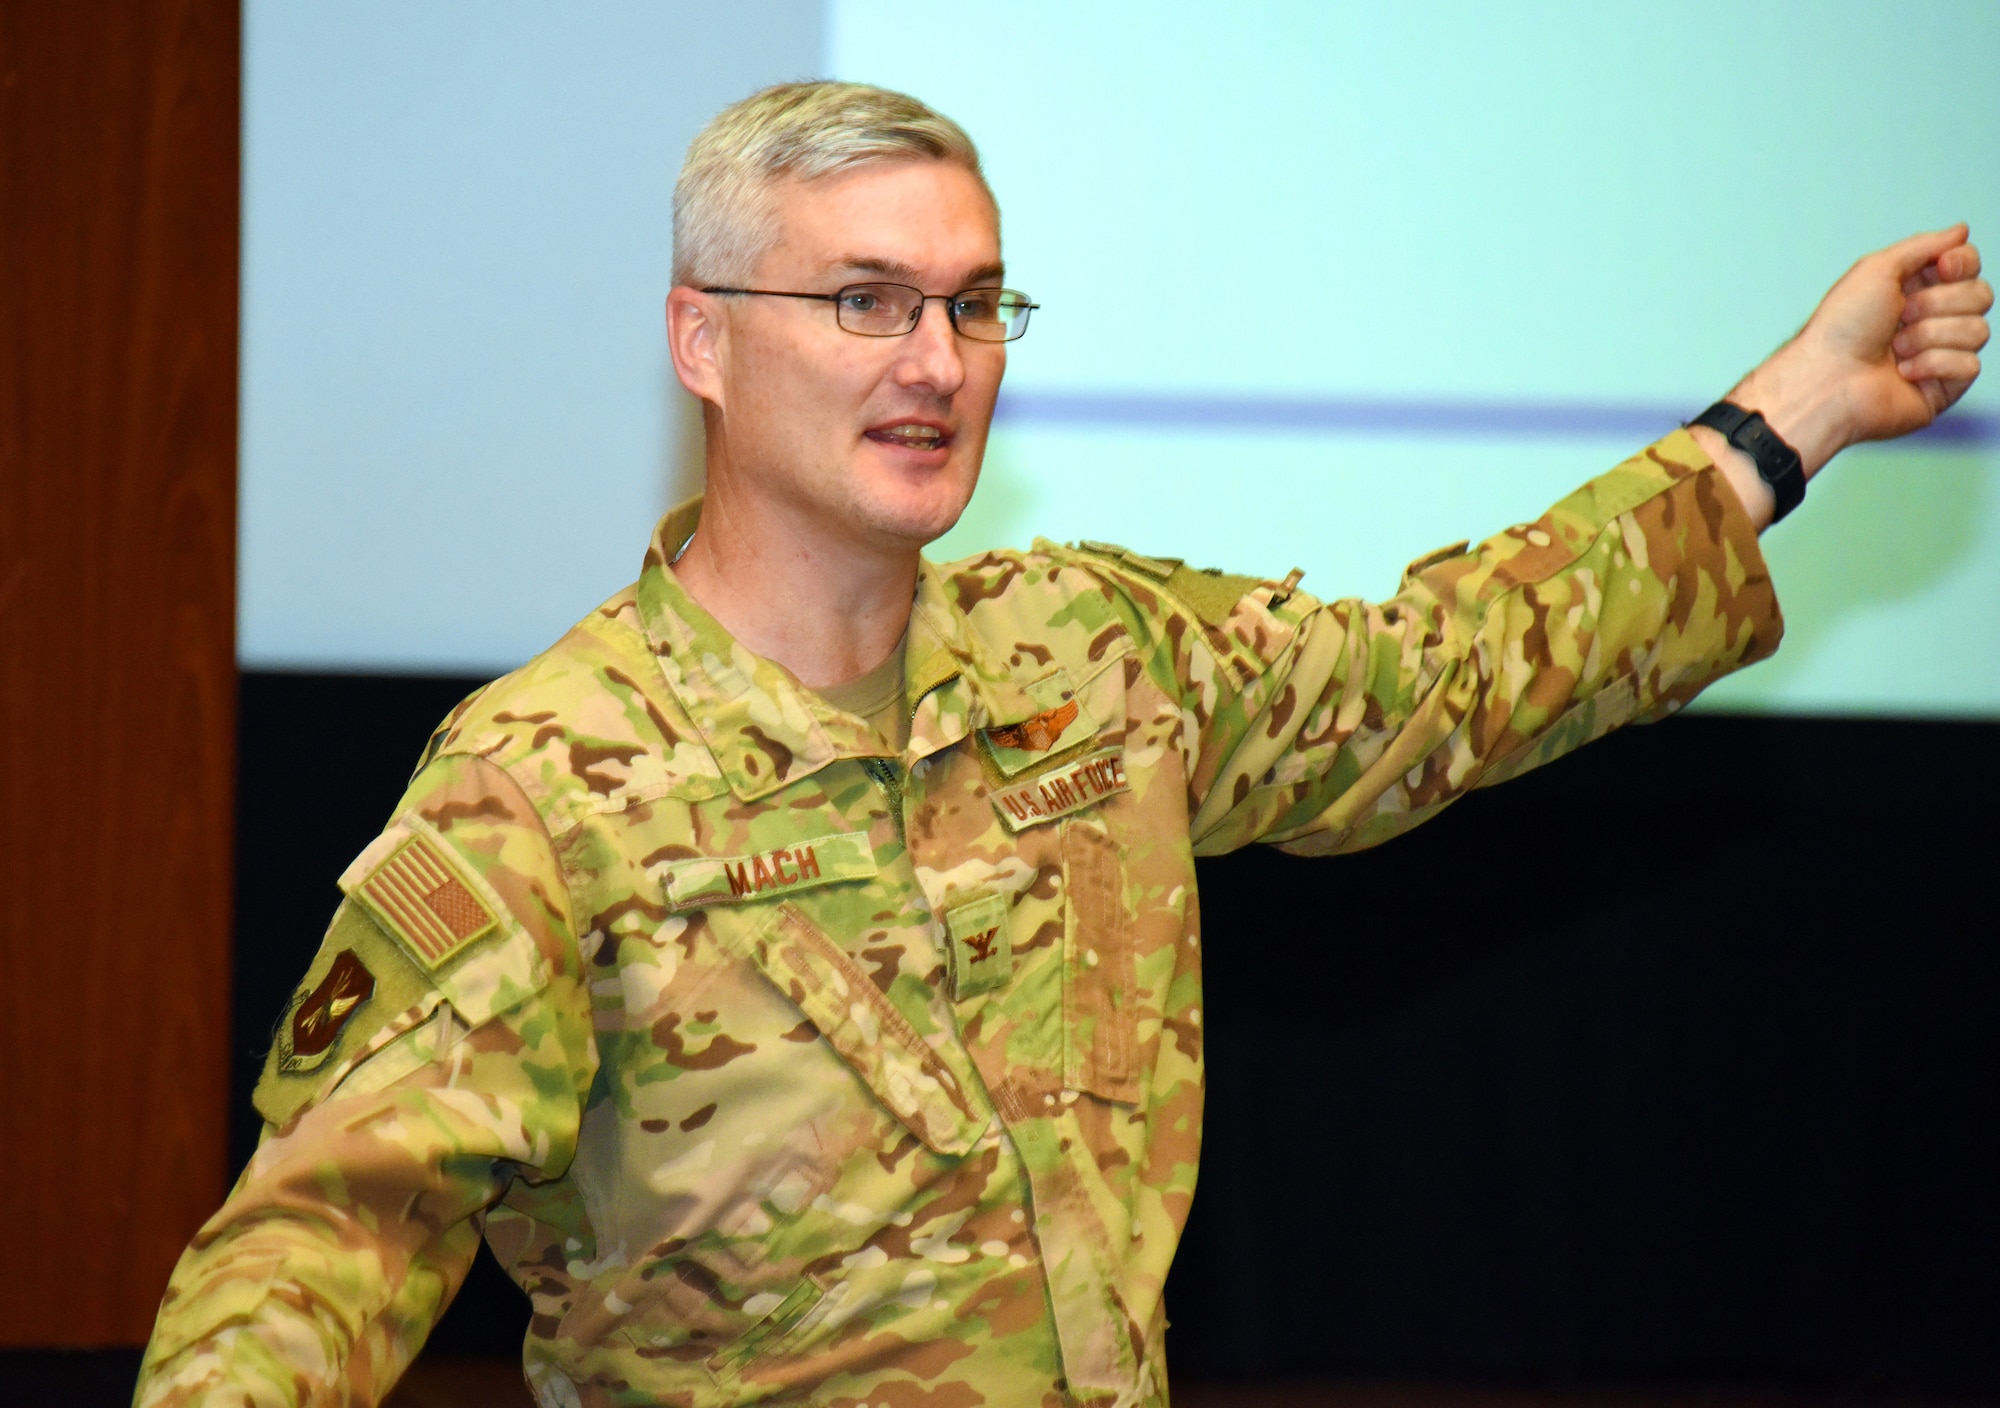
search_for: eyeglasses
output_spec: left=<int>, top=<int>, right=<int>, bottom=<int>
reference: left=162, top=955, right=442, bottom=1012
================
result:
left=700, top=282, right=1039, bottom=342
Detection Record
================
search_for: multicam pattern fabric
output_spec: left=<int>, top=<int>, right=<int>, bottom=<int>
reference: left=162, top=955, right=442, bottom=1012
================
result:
left=137, top=430, right=1780, bottom=1407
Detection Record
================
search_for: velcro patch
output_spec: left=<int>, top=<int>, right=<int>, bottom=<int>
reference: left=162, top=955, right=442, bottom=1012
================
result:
left=1164, top=563, right=1281, bottom=627
left=662, top=830, right=878, bottom=909
left=992, top=747, right=1129, bottom=831
left=1077, top=540, right=1183, bottom=582
left=354, top=834, right=498, bottom=971
left=944, top=893, right=1012, bottom=1000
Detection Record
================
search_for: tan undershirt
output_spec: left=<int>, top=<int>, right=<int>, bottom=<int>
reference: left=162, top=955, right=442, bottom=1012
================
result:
left=814, top=641, right=908, bottom=755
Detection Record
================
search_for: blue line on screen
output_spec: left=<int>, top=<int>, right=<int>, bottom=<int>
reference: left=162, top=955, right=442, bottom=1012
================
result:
left=994, top=390, right=1997, bottom=447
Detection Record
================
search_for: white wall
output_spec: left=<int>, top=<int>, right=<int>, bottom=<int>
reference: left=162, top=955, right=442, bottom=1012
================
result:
left=239, top=0, right=824, bottom=672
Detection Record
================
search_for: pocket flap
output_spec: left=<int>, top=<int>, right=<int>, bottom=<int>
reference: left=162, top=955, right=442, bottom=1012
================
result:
left=751, top=905, right=988, bottom=1156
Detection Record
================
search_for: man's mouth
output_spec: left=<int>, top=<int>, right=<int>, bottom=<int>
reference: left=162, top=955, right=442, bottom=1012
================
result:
left=866, top=421, right=952, bottom=452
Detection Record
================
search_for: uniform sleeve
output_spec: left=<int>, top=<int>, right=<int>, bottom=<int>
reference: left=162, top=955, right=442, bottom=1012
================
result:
left=134, top=752, right=597, bottom=1408
left=1084, top=430, right=1782, bottom=857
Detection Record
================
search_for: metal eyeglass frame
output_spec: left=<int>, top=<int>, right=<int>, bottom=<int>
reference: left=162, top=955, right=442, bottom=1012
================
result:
left=699, top=282, right=1039, bottom=342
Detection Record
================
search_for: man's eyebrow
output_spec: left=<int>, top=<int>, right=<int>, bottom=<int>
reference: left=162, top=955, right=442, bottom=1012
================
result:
left=822, top=256, right=1009, bottom=287
left=822, top=256, right=921, bottom=282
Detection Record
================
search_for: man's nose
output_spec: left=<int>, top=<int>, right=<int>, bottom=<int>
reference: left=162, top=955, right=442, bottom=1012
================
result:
left=891, top=297, right=966, bottom=397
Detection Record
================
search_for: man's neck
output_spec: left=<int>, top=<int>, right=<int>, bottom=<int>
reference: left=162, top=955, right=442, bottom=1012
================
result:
left=672, top=487, right=919, bottom=691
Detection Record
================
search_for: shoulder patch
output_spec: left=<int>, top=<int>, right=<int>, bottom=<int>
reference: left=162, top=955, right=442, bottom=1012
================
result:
left=338, top=813, right=552, bottom=1033
left=254, top=900, right=440, bottom=1128
left=275, top=948, right=376, bottom=1073
left=351, top=832, right=498, bottom=971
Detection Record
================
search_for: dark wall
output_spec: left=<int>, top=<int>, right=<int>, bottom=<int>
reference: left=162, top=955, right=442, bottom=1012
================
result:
left=234, top=673, right=1999, bottom=1391
left=1175, top=716, right=1998, bottom=1395
left=0, top=0, right=239, bottom=1346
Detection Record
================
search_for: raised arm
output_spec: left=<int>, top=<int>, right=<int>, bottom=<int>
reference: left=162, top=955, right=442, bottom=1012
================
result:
left=1081, top=229, right=1986, bottom=859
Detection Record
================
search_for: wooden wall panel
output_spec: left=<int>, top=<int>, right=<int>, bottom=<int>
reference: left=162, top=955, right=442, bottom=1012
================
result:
left=0, top=0, right=239, bottom=1345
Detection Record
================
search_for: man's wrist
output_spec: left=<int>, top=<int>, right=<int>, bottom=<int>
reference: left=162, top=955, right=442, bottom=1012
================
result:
left=1688, top=338, right=1857, bottom=533
left=1723, top=346, right=1852, bottom=479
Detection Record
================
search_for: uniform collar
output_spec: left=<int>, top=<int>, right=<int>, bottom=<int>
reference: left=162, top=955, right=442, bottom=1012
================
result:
left=635, top=496, right=1037, bottom=800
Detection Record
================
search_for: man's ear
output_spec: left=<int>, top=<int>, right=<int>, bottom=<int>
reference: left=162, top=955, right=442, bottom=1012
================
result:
left=667, top=287, right=725, bottom=407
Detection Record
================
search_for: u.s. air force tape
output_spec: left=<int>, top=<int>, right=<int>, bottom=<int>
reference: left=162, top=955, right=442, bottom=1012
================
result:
left=991, top=747, right=1129, bottom=831
left=660, top=830, right=878, bottom=909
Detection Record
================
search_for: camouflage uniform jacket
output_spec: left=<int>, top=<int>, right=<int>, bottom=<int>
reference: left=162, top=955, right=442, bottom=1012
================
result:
left=137, top=431, right=1779, bottom=1408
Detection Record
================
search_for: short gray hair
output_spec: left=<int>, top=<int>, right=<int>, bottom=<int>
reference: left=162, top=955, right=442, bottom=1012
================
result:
left=672, top=81, right=990, bottom=287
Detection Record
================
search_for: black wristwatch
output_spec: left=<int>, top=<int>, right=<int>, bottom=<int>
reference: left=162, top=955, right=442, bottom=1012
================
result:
left=1689, top=400, right=1806, bottom=524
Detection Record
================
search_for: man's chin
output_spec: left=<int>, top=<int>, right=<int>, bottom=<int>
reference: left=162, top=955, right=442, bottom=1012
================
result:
left=848, top=475, right=978, bottom=549
left=862, top=500, right=969, bottom=551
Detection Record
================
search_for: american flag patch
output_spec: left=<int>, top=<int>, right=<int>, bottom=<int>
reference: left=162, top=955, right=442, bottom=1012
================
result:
left=356, top=835, right=497, bottom=968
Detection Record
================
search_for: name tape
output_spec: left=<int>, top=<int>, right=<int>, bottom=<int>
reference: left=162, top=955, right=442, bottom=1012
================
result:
left=662, top=830, right=878, bottom=909
left=992, top=747, right=1129, bottom=831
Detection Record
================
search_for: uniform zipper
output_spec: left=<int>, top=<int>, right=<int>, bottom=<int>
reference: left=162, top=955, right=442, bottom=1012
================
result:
left=862, top=675, right=953, bottom=849
left=863, top=757, right=905, bottom=847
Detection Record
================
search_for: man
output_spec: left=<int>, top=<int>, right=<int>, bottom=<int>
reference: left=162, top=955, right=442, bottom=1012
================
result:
left=137, top=81, right=1987, bottom=1407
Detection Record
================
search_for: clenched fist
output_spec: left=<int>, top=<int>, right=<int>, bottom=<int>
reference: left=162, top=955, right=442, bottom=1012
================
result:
left=1692, top=225, right=1990, bottom=530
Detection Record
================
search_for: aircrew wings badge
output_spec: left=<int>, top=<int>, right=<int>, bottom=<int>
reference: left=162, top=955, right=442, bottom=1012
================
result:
left=352, top=833, right=499, bottom=972
left=980, top=694, right=1096, bottom=777
left=985, top=699, right=1077, bottom=754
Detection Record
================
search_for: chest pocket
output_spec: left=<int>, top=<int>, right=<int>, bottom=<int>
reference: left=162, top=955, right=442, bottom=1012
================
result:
left=1036, top=656, right=1143, bottom=1105
left=962, top=655, right=1145, bottom=1106
left=745, top=904, right=989, bottom=1157
left=1061, top=820, right=1139, bottom=1104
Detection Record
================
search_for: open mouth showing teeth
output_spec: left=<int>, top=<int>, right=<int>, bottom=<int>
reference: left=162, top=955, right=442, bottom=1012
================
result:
left=869, top=423, right=950, bottom=450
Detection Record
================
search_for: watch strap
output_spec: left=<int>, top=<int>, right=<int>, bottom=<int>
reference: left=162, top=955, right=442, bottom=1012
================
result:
left=1690, top=400, right=1806, bottom=524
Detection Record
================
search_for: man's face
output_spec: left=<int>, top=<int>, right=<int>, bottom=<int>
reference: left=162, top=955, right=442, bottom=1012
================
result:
left=700, top=160, right=1006, bottom=552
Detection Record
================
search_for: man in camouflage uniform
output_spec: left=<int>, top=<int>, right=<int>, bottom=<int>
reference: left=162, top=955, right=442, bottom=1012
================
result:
left=136, top=83, right=1989, bottom=1407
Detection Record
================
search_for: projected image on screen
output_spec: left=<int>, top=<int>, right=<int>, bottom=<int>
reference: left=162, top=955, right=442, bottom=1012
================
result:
left=241, top=1, right=1998, bottom=716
